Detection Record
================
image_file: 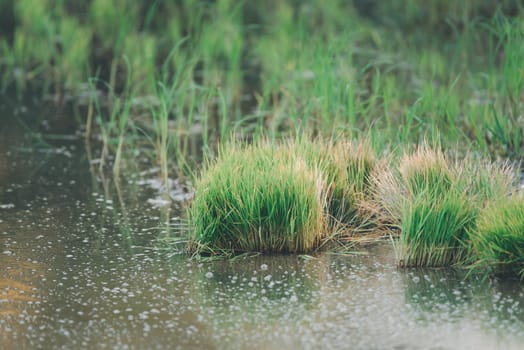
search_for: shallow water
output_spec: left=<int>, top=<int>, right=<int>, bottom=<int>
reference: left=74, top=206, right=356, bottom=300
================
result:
left=1, top=109, right=524, bottom=350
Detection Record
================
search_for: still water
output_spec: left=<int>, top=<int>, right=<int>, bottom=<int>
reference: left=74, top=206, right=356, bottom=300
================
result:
left=1, top=109, right=524, bottom=350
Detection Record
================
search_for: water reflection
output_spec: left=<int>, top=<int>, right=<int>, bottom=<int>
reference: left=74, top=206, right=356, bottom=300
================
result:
left=403, top=269, right=474, bottom=318
left=403, top=268, right=524, bottom=332
left=188, top=256, right=323, bottom=348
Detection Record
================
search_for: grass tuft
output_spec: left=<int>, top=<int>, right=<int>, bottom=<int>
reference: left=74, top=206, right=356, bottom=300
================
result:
left=398, top=188, right=477, bottom=267
left=472, top=194, right=524, bottom=279
left=188, top=138, right=381, bottom=254
left=396, top=147, right=475, bottom=267
left=188, top=141, right=328, bottom=254
left=309, top=139, right=378, bottom=232
left=376, top=145, right=515, bottom=268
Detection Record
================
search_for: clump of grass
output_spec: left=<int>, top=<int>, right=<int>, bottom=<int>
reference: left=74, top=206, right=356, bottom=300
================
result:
left=398, top=187, right=477, bottom=267
left=304, top=139, right=378, bottom=231
left=398, top=146, right=452, bottom=197
left=375, top=146, right=452, bottom=228
left=188, top=138, right=382, bottom=255
left=376, top=145, right=514, bottom=268
left=458, top=156, right=515, bottom=203
left=397, top=147, right=476, bottom=267
left=472, top=194, right=524, bottom=279
left=188, top=141, right=328, bottom=254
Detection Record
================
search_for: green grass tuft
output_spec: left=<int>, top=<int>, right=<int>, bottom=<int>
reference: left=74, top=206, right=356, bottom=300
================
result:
left=472, top=194, right=524, bottom=279
left=319, top=140, right=377, bottom=231
left=396, top=147, right=476, bottom=267
left=398, top=188, right=477, bottom=267
left=399, top=146, right=452, bottom=197
left=188, top=138, right=381, bottom=254
left=188, top=141, right=328, bottom=254
left=376, top=145, right=515, bottom=268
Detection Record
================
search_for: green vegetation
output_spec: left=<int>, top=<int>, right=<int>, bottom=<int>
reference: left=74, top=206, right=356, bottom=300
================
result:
left=376, top=146, right=516, bottom=268
left=2, top=1, right=524, bottom=170
left=472, top=195, right=524, bottom=279
left=398, top=188, right=477, bottom=267
left=295, top=139, right=378, bottom=231
left=324, top=141, right=376, bottom=230
left=189, top=141, right=328, bottom=254
left=1, top=1, right=523, bottom=273
left=189, top=138, right=381, bottom=254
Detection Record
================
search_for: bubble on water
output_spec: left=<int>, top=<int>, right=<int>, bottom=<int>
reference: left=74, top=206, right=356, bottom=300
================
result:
left=205, top=272, right=214, bottom=279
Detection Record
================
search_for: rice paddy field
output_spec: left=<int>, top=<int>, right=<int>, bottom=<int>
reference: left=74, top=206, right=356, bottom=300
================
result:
left=1, top=0, right=524, bottom=349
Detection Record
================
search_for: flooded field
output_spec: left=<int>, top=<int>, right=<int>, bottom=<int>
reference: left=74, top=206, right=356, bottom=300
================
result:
left=1, top=112, right=524, bottom=350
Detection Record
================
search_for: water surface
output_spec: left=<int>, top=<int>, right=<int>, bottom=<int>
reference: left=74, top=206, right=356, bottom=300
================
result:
left=1, top=108, right=524, bottom=350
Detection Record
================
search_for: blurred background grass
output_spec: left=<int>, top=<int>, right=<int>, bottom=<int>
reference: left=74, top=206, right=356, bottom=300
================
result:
left=0, top=0, right=523, bottom=176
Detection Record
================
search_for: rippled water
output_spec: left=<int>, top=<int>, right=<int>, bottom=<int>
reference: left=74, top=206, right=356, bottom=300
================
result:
left=1, top=108, right=524, bottom=350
